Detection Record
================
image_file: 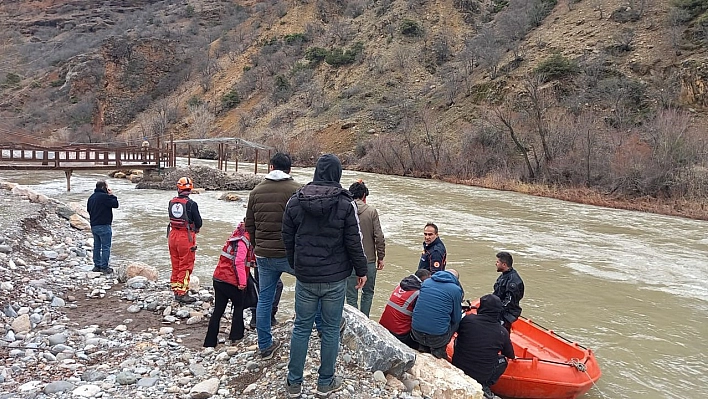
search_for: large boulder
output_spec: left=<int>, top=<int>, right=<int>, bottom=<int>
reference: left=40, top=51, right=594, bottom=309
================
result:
left=125, top=262, right=159, bottom=282
left=67, top=202, right=90, bottom=219
left=11, top=185, right=49, bottom=203
left=189, top=377, right=219, bottom=399
left=340, top=304, right=416, bottom=377
left=409, top=353, right=483, bottom=399
left=218, top=192, right=241, bottom=201
left=69, top=214, right=91, bottom=231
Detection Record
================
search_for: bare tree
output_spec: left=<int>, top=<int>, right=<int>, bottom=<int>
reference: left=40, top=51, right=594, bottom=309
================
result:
left=139, top=98, right=179, bottom=147
left=418, top=107, right=445, bottom=171
left=188, top=103, right=215, bottom=139
left=459, top=38, right=475, bottom=96
left=392, top=45, right=412, bottom=71
left=521, top=75, right=553, bottom=165
left=497, top=5, right=528, bottom=60
left=491, top=103, right=536, bottom=180
left=469, top=27, right=503, bottom=79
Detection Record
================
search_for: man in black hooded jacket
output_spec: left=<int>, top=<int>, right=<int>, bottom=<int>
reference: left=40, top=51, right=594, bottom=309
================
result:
left=282, top=153, right=368, bottom=398
left=452, top=294, right=515, bottom=399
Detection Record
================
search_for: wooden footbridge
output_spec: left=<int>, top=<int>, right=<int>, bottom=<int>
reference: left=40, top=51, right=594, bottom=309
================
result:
left=0, top=138, right=273, bottom=191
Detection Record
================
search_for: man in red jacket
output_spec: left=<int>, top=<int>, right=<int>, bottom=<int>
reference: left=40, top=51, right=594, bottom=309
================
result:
left=379, top=269, right=431, bottom=348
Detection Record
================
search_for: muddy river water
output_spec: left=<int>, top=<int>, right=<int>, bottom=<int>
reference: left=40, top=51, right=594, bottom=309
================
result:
left=2, top=158, right=707, bottom=399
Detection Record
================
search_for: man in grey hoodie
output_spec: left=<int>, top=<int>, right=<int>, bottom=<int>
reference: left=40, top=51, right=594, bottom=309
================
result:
left=282, top=154, right=368, bottom=398
left=246, top=152, right=301, bottom=360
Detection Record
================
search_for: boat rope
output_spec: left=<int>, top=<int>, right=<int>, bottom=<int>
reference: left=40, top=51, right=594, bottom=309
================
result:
left=569, top=358, right=587, bottom=372
left=571, top=358, right=610, bottom=399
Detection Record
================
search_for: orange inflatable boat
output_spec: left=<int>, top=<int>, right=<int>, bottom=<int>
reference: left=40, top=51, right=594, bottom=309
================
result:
left=447, top=301, right=602, bottom=399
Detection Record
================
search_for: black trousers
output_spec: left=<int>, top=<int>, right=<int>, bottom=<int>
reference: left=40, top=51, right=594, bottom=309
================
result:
left=204, top=280, right=245, bottom=347
left=485, top=354, right=509, bottom=387
left=411, top=322, right=458, bottom=359
left=249, top=268, right=283, bottom=317
left=393, top=331, right=419, bottom=349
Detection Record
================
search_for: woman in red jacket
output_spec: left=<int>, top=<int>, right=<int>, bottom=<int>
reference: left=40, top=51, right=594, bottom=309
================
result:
left=204, top=222, right=253, bottom=347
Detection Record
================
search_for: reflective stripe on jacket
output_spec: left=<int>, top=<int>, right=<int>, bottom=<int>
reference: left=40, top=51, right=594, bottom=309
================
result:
left=379, top=285, right=420, bottom=335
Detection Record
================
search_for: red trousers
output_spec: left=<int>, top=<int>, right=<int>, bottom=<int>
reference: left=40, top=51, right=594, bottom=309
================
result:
left=169, top=229, right=196, bottom=295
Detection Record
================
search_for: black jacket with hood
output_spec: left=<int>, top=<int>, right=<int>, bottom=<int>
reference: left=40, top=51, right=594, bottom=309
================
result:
left=282, top=154, right=367, bottom=283
left=452, top=294, right=515, bottom=384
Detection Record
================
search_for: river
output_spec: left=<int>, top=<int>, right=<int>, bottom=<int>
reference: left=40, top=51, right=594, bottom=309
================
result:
left=2, top=158, right=707, bottom=399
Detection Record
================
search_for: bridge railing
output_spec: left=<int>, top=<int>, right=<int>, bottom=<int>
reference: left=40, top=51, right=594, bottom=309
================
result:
left=0, top=145, right=165, bottom=168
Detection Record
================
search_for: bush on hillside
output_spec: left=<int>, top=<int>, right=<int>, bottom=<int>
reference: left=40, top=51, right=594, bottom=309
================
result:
left=305, top=47, right=328, bottom=64
left=4, top=72, right=21, bottom=88
left=325, top=43, right=363, bottom=67
left=284, top=33, right=308, bottom=45
left=534, top=54, right=579, bottom=81
left=221, top=89, right=240, bottom=110
left=400, top=19, right=423, bottom=37
left=672, top=0, right=708, bottom=19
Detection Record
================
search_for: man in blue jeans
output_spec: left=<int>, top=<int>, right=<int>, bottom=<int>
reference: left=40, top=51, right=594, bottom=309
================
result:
left=86, top=180, right=119, bottom=274
left=245, top=152, right=301, bottom=359
left=282, top=154, right=368, bottom=398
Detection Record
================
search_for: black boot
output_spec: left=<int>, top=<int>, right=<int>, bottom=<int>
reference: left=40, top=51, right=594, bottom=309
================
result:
left=175, top=293, right=196, bottom=304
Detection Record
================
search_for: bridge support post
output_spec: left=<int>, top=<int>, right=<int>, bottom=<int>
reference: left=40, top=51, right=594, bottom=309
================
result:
left=65, top=169, right=73, bottom=192
left=254, top=149, right=259, bottom=174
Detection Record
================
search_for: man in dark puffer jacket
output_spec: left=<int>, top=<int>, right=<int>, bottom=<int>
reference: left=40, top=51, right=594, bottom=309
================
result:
left=452, top=294, right=515, bottom=399
left=282, top=154, right=368, bottom=398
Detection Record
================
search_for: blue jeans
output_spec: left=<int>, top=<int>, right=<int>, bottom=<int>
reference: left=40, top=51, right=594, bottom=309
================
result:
left=91, top=225, right=112, bottom=269
left=256, top=257, right=294, bottom=350
left=345, top=262, right=377, bottom=317
left=288, top=279, right=346, bottom=386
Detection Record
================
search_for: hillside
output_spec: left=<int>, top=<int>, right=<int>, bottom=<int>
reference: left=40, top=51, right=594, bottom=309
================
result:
left=1, top=0, right=707, bottom=213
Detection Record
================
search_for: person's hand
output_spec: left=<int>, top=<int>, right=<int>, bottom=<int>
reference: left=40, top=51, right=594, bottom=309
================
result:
left=355, top=276, right=367, bottom=289
left=376, top=259, right=385, bottom=270
left=107, top=188, right=113, bottom=195
left=238, top=285, right=246, bottom=290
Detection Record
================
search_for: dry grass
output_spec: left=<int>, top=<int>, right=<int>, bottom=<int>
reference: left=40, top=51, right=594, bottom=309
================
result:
left=444, top=176, right=708, bottom=221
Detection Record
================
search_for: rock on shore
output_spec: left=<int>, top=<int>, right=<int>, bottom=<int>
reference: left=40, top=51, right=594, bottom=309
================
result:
left=135, top=166, right=264, bottom=191
left=0, top=181, right=484, bottom=399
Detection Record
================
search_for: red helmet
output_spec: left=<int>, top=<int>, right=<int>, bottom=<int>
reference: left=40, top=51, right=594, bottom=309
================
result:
left=176, top=177, right=193, bottom=190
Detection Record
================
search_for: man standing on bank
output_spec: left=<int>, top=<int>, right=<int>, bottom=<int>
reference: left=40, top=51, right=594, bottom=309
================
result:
left=87, top=180, right=119, bottom=274
left=282, top=154, right=368, bottom=398
left=245, top=152, right=300, bottom=359
left=418, top=222, right=446, bottom=274
left=168, top=177, right=203, bottom=304
left=493, top=251, right=524, bottom=332
left=345, top=180, right=385, bottom=317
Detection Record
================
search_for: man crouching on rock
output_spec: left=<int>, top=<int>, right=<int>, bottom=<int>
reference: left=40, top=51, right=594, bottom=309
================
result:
left=168, top=177, right=202, bottom=304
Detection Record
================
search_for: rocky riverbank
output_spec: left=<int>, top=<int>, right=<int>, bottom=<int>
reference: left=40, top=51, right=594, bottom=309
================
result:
left=0, top=182, right=485, bottom=399
left=134, top=166, right=264, bottom=191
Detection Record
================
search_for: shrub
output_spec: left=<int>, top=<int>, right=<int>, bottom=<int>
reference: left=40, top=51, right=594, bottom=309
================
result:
left=184, top=5, right=195, bottom=17
left=534, top=53, right=579, bottom=81
left=221, top=89, right=240, bottom=110
left=492, top=0, right=509, bottom=13
left=325, top=43, right=363, bottom=67
left=400, top=19, right=423, bottom=37
left=187, top=96, right=203, bottom=107
left=284, top=33, right=308, bottom=45
left=4, top=73, right=21, bottom=87
left=305, top=47, right=328, bottom=64
left=50, top=79, right=65, bottom=87
left=672, top=0, right=708, bottom=19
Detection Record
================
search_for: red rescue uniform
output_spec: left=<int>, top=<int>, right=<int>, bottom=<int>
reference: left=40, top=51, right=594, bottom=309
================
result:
left=379, top=284, right=420, bottom=335
left=168, top=193, right=202, bottom=295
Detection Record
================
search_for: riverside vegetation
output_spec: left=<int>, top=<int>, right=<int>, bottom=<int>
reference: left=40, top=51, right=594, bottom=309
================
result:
left=1, top=0, right=707, bottom=220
